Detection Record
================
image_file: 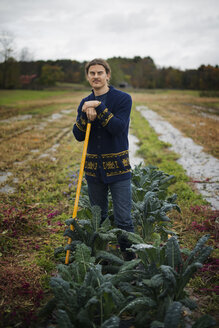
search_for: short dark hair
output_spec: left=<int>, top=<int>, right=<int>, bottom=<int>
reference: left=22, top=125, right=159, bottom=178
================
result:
left=85, top=58, right=111, bottom=75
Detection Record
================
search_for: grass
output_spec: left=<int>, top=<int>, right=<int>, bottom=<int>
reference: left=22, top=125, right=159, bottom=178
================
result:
left=0, top=88, right=87, bottom=119
left=0, top=86, right=218, bottom=327
left=0, top=89, right=68, bottom=106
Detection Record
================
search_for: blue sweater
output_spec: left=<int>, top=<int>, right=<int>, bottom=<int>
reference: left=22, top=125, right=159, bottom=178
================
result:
left=73, top=86, right=132, bottom=183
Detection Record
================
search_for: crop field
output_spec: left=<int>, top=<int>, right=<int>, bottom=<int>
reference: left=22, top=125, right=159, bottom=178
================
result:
left=0, top=86, right=218, bottom=327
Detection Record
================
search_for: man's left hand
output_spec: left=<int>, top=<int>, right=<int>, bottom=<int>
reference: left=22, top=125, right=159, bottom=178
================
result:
left=82, top=100, right=101, bottom=110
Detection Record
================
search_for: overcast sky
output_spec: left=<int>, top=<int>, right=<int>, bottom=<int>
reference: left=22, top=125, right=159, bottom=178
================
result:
left=0, top=0, right=218, bottom=70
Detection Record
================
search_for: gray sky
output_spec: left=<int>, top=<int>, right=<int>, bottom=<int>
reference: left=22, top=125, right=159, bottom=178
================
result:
left=0, top=0, right=218, bottom=69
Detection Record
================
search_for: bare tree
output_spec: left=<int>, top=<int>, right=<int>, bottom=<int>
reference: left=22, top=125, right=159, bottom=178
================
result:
left=0, top=30, right=19, bottom=88
left=20, top=47, right=34, bottom=62
left=0, top=30, right=15, bottom=63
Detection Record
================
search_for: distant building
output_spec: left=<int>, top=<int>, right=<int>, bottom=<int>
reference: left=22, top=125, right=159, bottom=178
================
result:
left=20, top=74, right=37, bottom=88
left=119, top=82, right=129, bottom=88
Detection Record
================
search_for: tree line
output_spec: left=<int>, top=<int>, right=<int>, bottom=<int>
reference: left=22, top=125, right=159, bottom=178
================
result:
left=0, top=55, right=218, bottom=90
left=0, top=36, right=218, bottom=92
left=0, top=31, right=218, bottom=90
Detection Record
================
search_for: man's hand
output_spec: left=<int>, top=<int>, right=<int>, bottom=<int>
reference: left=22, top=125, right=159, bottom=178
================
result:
left=83, top=106, right=97, bottom=121
left=82, top=101, right=100, bottom=121
left=83, top=100, right=101, bottom=110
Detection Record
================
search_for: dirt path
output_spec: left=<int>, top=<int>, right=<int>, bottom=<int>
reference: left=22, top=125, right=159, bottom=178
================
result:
left=136, top=106, right=219, bottom=210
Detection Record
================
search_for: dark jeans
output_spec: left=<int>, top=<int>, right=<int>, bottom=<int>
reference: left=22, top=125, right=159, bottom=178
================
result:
left=87, top=178, right=134, bottom=251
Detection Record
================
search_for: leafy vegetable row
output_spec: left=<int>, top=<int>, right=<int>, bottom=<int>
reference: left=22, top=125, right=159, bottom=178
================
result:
left=40, top=165, right=216, bottom=328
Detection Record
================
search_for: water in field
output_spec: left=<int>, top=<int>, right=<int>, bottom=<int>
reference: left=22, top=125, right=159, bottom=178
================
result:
left=0, top=114, right=33, bottom=124
left=0, top=184, right=16, bottom=194
left=0, top=172, right=12, bottom=183
left=129, top=134, right=144, bottom=167
left=137, top=106, right=219, bottom=210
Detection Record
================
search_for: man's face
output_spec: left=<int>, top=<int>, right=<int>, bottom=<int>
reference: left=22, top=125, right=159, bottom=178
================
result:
left=87, top=64, right=110, bottom=90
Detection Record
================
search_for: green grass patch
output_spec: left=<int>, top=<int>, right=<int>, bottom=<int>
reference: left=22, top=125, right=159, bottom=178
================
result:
left=0, top=88, right=77, bottom=119
left=130, top=88, right=200, bottom=97
left=23, top=102, right=74, bottom=116
left=0, top=89, right=68, bottom=106
left=199, top=90, right=219, bottom=98
left=165, top=89, right=200, bottom=96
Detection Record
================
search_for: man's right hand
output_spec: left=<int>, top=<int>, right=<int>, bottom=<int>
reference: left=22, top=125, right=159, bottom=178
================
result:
left=82, top=106, right=97, bottom=121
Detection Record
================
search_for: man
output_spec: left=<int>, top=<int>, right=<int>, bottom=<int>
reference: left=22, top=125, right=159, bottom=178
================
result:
left=73, top=58, right=135, bottom=260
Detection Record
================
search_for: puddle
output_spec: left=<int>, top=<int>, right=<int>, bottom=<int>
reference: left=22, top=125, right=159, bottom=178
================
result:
left=0, top=114, right=33, bottom=124
left=0, top=184, right=16, bottom=194
left=13, top=161, right=27, bottom=166
left=46, top=109, right=74, bottom=122
left=47, top=113, right=63, bottom=122
left=38, top=143, right=59, bottom=161
left=191, top=104, right=217, bottom=114
left=195, top=183, right=219, bottom=210
left=30, top=149, right=40, bottom=153
left=188, top=104, right=219, bottom=121
left=38, top=154, right=49, bottom=159
left=60, top=109, right=74, bottom=114
left=0, top=109, right=74, bottom=126
left=50, top=143, right=60, bottom=152
left=38, top=123, right=47, bottom=130
left=0, top=171, right=19, bottom=194
left=129, top=134, right=144, bottom=168
left=200, top=112, right=219, bottom=121
left=0, top=172, right=13, bottom=183
left=38, top=153, right=57, bottom=162
left=136, top=106, right=219, bottom=209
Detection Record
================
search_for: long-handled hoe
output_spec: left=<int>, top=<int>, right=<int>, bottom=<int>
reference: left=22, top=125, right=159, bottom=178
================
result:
left=65, top=122, right=91, bottom=264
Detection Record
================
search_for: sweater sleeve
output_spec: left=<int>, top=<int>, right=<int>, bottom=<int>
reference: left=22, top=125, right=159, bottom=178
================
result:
left=72, top=100, right=88, bottom=141
left=95, top=93, right=132, bottom=136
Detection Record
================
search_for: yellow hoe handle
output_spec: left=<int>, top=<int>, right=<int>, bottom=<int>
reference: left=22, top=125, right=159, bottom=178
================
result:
left=65, top=122, right=91, bottom=264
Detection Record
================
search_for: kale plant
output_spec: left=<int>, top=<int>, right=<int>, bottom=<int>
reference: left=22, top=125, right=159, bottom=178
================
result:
left=118, top=235, right=214, bottom=327
left=40, top=243, right=125, bottom=327
left=131, top=164, right=180, bottom=242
